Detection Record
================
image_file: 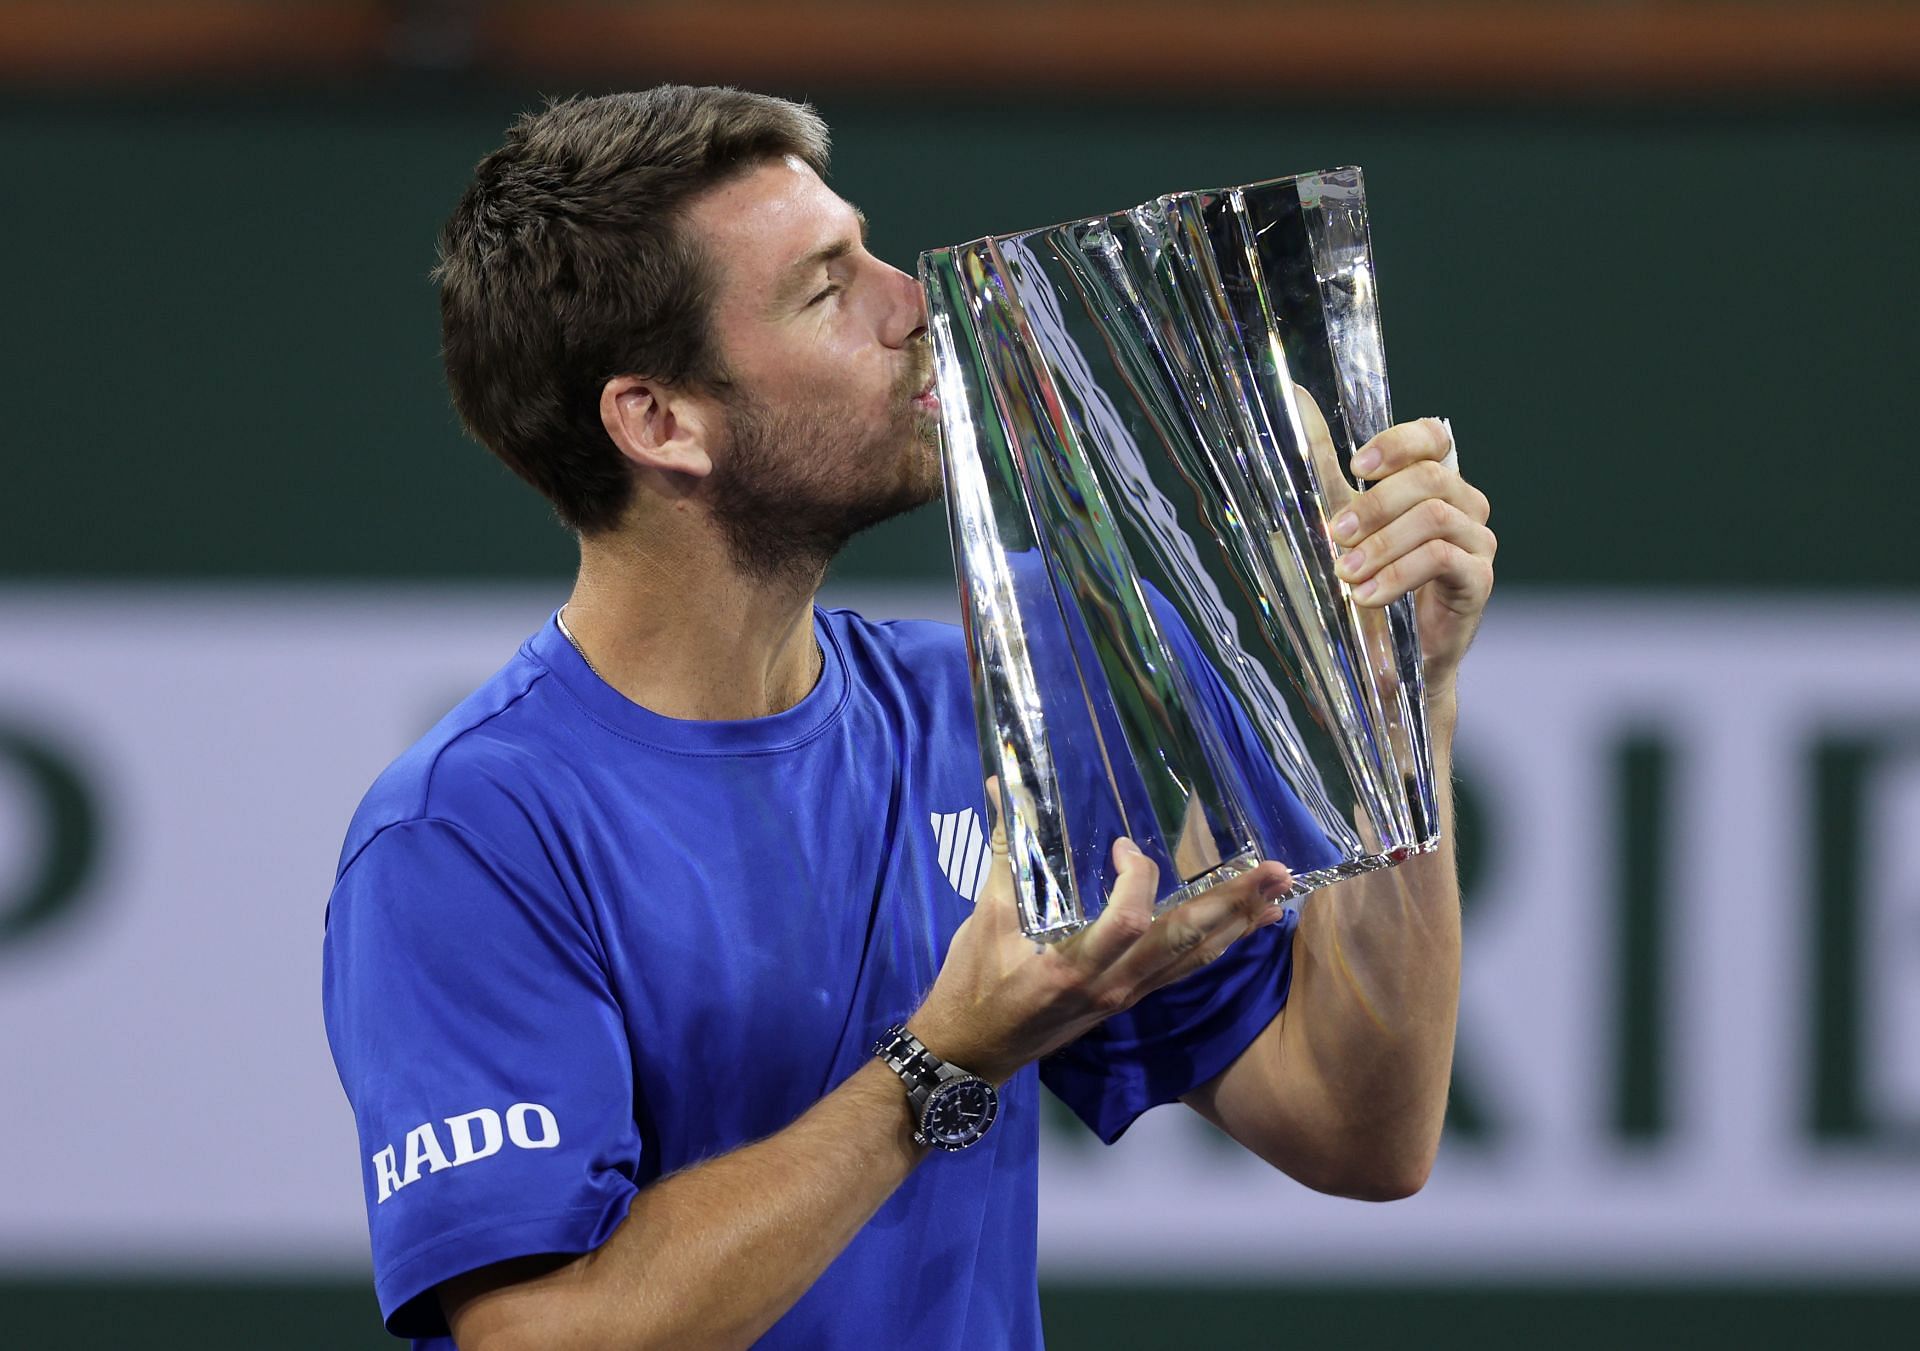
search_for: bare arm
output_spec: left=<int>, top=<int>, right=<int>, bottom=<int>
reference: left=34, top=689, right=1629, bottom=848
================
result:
left=1186, top=699, right=1462, bottom=1199
left=441, top=1060, right=924, bottom=1351
left=1185, top=417, right=1492, bottom=1199
left=444, top=823, right=1294, bottom=1350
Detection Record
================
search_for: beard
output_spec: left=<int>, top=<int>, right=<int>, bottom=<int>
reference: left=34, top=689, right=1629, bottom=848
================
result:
left=702, top=362, right=942, bottom=586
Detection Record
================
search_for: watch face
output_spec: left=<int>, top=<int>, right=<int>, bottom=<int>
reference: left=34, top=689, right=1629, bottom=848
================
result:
left=922, top=1077, right=998, bottom=1150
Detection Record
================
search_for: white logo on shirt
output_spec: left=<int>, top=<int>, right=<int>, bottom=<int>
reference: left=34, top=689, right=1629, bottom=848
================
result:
left=930, top=808, right=989, bottom=903
left=370, top=1101, right=559, bottom=1204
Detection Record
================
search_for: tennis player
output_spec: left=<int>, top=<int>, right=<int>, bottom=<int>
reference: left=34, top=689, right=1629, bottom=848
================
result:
left=322, top=85, right=1495, bottom=1350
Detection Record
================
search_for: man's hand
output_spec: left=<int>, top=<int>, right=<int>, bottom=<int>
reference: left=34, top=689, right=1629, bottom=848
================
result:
left=1330, top=417, right=1495, bottom=695
left=911, top=790, right=1292, bottom=1084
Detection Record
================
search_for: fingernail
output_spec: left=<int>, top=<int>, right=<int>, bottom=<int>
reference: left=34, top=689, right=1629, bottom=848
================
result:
left=1354, top=578, right=1379, bottom=600
left=1352, top=447, right=1382, bottom=475
left=1337, top=548, right=1365, bottom=578
left=1332, top=511, right=1360, bottom=543
left=1117, top=837, right=1141, bottom=856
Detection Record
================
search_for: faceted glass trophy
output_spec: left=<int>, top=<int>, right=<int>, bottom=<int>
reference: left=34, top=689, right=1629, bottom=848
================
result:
left=920, top=166, right=1439, bottom=941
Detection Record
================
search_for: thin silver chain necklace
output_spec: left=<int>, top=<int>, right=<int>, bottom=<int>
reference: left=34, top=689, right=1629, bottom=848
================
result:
left=554, top=605, right=607, bottom=682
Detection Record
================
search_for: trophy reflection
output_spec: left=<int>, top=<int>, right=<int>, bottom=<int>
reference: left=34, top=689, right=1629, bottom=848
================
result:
left=920, top=167, right=1439, bottom=941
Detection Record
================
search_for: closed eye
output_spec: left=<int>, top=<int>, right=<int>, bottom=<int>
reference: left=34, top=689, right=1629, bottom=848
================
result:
left=807, top=283, right=842, bottom=307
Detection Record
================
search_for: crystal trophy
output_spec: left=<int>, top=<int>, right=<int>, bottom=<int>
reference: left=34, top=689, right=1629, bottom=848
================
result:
left=920, top=166, right=1439, bottom=941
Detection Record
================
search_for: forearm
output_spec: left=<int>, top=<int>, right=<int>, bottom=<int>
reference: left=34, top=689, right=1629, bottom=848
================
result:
left=1282, top=688, right=1463, bottom=1191
left=446, top=1060, right=925, bottom=1351
left=1188, top=413, right=1487, bottom=1193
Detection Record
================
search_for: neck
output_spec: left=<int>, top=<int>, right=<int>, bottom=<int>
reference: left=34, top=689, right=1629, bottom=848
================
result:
left=561, top=517, right=826, bottom=722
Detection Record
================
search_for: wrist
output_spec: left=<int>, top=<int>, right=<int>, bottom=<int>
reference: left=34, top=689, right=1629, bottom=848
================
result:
left=873, top=1023, right=1002, bottom=1152
left=1424, top=681, right=1460, bottom=735
left=856, top=1058, right=932, bottom=1155
left=904, top=1015, right=1010, bottom=1088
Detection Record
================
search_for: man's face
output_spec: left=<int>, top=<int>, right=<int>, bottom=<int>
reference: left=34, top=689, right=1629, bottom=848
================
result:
left=682, top=156, right=941, bottom=582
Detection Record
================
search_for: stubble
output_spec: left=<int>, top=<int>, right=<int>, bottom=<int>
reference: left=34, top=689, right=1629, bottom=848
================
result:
left=704, top=357, right=943, bottom=586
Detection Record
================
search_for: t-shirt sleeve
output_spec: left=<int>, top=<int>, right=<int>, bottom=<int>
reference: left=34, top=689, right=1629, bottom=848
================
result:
left=1039, top=908, right=1299, bottom=1144
left=322, top=817, right=642, bottom=1338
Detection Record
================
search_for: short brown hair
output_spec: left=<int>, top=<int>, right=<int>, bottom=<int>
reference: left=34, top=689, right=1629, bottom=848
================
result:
left=433, top=86, right=830, bottom=533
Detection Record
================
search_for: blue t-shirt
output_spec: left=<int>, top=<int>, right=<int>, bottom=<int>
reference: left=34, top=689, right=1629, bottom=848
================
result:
left=322, top=607, right=1336, bottom=1347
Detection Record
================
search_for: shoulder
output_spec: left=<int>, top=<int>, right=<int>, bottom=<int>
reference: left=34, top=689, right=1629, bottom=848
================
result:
left=817, top=605, right=971, bottom=714
left=819, top=605, right=967, bottom=676
left=336, top=643, right=569, bottom=881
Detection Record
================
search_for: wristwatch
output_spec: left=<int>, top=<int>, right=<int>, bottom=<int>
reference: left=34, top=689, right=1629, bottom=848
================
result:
left=872, top=1024, right=999, bottom=1151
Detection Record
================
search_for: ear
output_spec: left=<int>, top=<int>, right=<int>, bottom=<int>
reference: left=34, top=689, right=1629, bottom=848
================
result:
left=599, top=374, right=716, bottom=479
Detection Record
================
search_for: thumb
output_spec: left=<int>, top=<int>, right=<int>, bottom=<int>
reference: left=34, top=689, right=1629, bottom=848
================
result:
left=982, top=775, right=1006, bottom=852
left=973, top=776, right=1019, bottom=930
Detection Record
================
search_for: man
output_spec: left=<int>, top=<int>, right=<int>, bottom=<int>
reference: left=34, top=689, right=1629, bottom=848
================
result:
left=322, top=85, right=1495, bottom=1350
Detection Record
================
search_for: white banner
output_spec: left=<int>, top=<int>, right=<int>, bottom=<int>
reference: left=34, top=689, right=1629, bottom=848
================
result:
left=1, top=587, right=1917, bottom=1277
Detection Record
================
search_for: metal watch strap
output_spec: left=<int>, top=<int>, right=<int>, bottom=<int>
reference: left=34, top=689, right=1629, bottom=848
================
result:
left=873, top=1024, right=945, bottom=1097
left=873, top=1023, right=994, bottom=1150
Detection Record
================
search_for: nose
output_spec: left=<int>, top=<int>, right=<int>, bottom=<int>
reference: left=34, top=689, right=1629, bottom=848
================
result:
left=876, top=258, right=928, bottom=350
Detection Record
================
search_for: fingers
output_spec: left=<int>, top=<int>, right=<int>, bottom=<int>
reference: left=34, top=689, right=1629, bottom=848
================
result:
left=972, top=775, right=1022, bottom=937
left=975, top=775, right=1293, bottom=1004
left=1336, top=444, right=1489, bottom=535
left=1350, top=417, right=1459, bottom=484
left=1059, top=837, right=1159, bottom=971
left=1350, top=538, right=1496, bottom=611
left=1333, top=418, right=1495, bottom=611
left=1297, top=384, right=1358, bottom=519
left=1104, top=860, right=1291, bottom=992
left=1335, top=497, right=1498, bottom=607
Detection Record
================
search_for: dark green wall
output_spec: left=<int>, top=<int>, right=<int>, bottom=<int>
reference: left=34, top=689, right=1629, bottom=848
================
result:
left=6, top=89, right=1916, bottom=588
left=4, top=1278, right=1915, bottom=1350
